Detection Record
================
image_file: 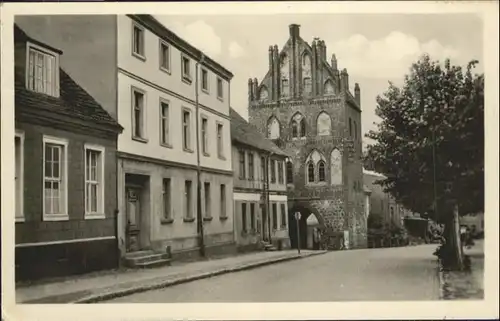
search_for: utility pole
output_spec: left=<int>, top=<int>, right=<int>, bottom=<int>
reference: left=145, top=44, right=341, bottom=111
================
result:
left=195, top=54, right=206, bottom=257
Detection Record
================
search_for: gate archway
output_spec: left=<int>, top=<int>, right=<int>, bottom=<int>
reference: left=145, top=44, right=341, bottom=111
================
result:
left=288, top=205, right=325, bottom=250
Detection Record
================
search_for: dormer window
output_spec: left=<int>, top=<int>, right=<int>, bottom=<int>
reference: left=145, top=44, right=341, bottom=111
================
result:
left=26, top=43, right=59, bottom=97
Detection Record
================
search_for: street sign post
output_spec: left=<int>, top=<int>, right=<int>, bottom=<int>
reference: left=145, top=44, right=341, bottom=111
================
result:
left=295, top=212, right=301, bottom=254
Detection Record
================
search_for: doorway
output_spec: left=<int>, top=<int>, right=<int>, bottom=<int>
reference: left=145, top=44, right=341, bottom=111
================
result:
left=125, top=173, right=150, bottom=253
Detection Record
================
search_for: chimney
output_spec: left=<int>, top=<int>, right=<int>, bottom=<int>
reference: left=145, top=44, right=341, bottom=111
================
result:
left=268, top=46, right=274, bottom=71
left=340, top=68, right=349, bottom=92
left=252, top=78, right=259, bottom=99
left=289, top=24, right=300, bottom=38
left=273, top=45, right=279, bottom=99
left=248, top=78, right=254, bottom=101
left=354, top=83, right=360, bottom=105
left=321, top=40, right=327, bottom=62
left=315, top=39, right=322, bottom=61
left=331, top=54, right=338, bottom=71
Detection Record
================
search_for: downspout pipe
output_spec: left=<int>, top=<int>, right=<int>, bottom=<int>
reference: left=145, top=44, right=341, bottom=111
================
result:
left=267, top=152, right=274, bottom=245
left=195, top=54, right=206, bottom=257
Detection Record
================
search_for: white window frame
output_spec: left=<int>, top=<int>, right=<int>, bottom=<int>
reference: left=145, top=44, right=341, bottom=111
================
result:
left=216, top=77, right=224, bottom=100
left=181, top=54, right=192, bottom=83
left=201, top=115, right=209, bottom=155
left=159, top=98, right=171, bottom=147
left=25, top=42, right=60, bottom=98
left=84, top=144, right=105, bottom=219
left=162, top=178, right=172, bottom=220
left=216, top=122, right=224, bottom=159
left=159, top=40, right=170, bottom=73
left=131, top=86, right=147, bottom=141
left=201, top=68, right=210, bottom=93
left=132, top=22, right=146, bottom=60
left=43, top=135, right=69, bottom=221
left=15, top=131, right=25, bottom=222
left=182, top=108, right=192, bottom=151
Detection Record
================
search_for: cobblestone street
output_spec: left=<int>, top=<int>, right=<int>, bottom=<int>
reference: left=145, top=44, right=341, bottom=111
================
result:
left=106, top=244, right=440, bottom=302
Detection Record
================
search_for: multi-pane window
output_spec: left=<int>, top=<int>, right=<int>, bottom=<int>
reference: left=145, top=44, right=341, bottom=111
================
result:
left=132, top=89, right=145, bottom=139
left=182, top=110, right=191, bottom=150
left=280, top=203, right=287, bottom=228
left=27, top=46, right=58, bottom=97
left=162, top=178, right=171, bottom=220
left=270, top=159, right=276, bottom=184
left=318, top=161, right=326, bottom=182
left=261, top=156, right=266, bottom=182
left=159, top=41, right=170, bottom=71
left=85, top=146, right=104, bottom=217
left=201, top=117, right=208, bottom=154
left=43, top=138, right=67, bottom=219
left=184, top=180, right=192, bottom=219
left=217, top=123, right=224, bottom=158
left=160, top=101, right=169, bottom=145
left=307, top=162, right=315, bottom=183
left=248, top=153, right=254, bottom=180
left=303, top=77, right=312, bottom=95
left=241, top=203, right=247, bottom=232
left=204, top=182, right=211, bottom=218
left=286, top=161, right=293, bottom=184
left=182, top=56, right=191, bottom=81
left=132, top=24, right=145, bottom=57
left=239, top=151, right=246, bottom=179
left=278, top=161, right=284, bottom=184
left=217, top=78, right=223, bottom=99
left=272, top=203, right=278, bottom=230
left=201, top=68, right=209, bottom=92
left=250, top=203, right=255, bottom=231
left=220, top=184, right=227, bottom=218
left=15, top=133, right=24, bottom=221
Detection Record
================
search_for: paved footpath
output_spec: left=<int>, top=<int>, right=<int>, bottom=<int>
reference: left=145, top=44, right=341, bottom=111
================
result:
left=16, top=250, right=325, bottom=304
left=106, top=244, right=441, bottom=303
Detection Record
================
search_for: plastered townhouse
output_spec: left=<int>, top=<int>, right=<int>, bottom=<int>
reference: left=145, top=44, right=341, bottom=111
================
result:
left=14, top=14, right=235, bottom=277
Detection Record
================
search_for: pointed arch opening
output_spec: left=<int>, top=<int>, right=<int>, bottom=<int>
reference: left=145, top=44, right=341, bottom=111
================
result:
left=324, top=79, right=335, bottom=95
left=305, top=149, right=326, bottom=184
left=307, top=162, right=315, bottom=183
left=290, top=113, right=306, bottom=138
left=267, top=116, right=280, bottom=140
left=301, top=52, right=312, bottom=96
left=317, top=111, right=332, bottom=136
left=280, top=53, right=290, bottom=97
left=318, top=161, right=326, bottom=182
left=259, top=86, right=269, bottom=102
left=286, top=160, right=294, bottom=184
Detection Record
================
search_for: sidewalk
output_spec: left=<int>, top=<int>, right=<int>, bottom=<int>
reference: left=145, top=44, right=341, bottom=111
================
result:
left=440, top=239, right=484, bottom=300
left=16, top=249, right=326, bottom=304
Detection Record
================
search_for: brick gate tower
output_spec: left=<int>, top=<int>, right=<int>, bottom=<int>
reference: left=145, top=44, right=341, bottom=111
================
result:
left=248, top=24, right=367, bottom=249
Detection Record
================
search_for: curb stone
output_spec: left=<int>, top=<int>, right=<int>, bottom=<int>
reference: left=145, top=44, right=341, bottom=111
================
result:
left=74, top=251, right=327, bottom=303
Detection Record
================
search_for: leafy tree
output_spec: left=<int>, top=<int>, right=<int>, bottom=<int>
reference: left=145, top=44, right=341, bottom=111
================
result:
left=365, top=54, right=484, bottom=270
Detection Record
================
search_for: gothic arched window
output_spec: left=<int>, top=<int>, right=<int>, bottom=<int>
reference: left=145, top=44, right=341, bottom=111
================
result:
left=303, top=77, right=312, bottom=95
left=324, top=79, right=335, bottom=95
left=280, top=54, right=290, bottom=97
left=317, top=111, right=332, bottom=136
left=318, top=161, right=326, bottom=182
left=259, top=86, right=269, bottom=102
left=291, top=113, right=306, bottom=138
left=307, top=162, right=315, bottom=183
left=267, top=117, right=280, bottom=139
left=286, top=161, right=293, bottom=184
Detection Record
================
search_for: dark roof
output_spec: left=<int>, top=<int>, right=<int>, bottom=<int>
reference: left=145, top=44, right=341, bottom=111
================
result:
left=14, top=25, right=122, bottom=131
left=230, top=108, right=288, bottom=157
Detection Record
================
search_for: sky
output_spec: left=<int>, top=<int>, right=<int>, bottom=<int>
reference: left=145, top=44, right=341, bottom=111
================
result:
left=155, top=14, right=483, bottom=149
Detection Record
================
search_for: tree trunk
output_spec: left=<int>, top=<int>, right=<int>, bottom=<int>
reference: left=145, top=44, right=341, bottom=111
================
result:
left=442, top=203, right=464, bottom=270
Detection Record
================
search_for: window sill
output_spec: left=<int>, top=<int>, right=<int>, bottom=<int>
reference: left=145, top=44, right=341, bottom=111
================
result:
left=15, top=217, right=25, bottom=223
left=183, top=148, right=194, bottom=154
left=217, top=96, right=224, bottom=102
left=85, top=213, right=106, bottom=220
left=203, top=152, right=210, bottom=157
left=183, top=217, right=195, bottom=223
left=159, top=66, right=171, bottom=74
left=132, top=136, right=148, bottom=144
left=203, top=216, right=213, bottom=222
left=219, top=216, right=228, bottom=221
left=160, top=142, right=173, bottom=149
left=182, top=76, right=193, bottom=85
left=218, top=155, right=226, bottom=161
left=132, top=52, right=146, bottom=62
left=161, top=218, right=174, bottom=225
left=43, top=214, right=69, bottom=221
left=201, top=88, right=210, bottom=95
